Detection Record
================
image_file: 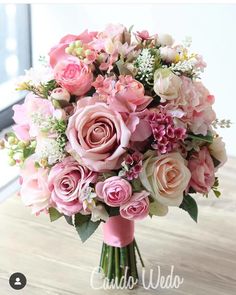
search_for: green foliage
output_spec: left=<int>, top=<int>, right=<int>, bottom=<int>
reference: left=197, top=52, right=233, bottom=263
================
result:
left=187, top=132, right=213, bottom=143
left=74, top=213, right=101, bottom=243
left=180, top=194, right=198, bottom=223
left=49, top=207, right=63, bottom=222
left=104, top=205, right=120, bottom=217
left=212, top=177, right=221, bottom=198
left=40, top=79, right=58, bottom=98
left=130, top=178, right=144, bottom=192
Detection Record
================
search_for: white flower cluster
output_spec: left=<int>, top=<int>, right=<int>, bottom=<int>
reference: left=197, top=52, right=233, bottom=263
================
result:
left=35, top=137, right=65, bottom=165
left=135, top=48, right=155, bottom=83
left=169, top=56, right=203, bottom=78
left=31, top=113, right=55, bottom=132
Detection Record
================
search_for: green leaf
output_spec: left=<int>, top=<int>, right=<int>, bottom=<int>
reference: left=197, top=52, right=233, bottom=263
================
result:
left=74, top=213, right=90, bottom=227
left=213, top=190, right=221, bottom=198
left=105, top=205, right=120, bottom=217
left=64, top=215, right=73, bottom=226
left=149, top=201, right=159, bottom=217
left=180, top=194, right=198, bottom=223
left=49, top=207, right=63, bottom=222
left=131, top=178, right=144, bottom=192
left=75, top=219, right=101, bottom=243
left=187, top=132, right=213, bottom=143
left=211, top=156, right=221, bottom=168
left=101, top=171, right=117, bottom=181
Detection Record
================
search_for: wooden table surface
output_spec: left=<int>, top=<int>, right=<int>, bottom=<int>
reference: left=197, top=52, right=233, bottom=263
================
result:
left=0, top=157, right=236, bottom=295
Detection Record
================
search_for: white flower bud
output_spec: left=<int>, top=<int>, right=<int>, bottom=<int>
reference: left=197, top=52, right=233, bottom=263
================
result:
left=158, top=34, right=174, bottom=47
left=50, top=87, right=70, bottom=102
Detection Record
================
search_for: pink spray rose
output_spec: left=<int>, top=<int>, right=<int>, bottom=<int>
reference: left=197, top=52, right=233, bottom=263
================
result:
left=120, top=191, right=150, bottom=220
left=96, top=176, right=132, bottom=207
left=66, top=98, right=131, bottom=172
left=20, top=156, right=51, bottom=214
left=54, top=57, right=93, bottom=96
left=12, top=93, right=54, bottom=140
left=108, top=75, right=152, bottom=113
left=48, top=157, right=97, bottom=216
left=188, top=146, right=215, bottom=194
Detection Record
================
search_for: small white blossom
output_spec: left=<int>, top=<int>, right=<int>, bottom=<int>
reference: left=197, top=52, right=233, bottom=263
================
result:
left=135, top=48, right=155, bottom=83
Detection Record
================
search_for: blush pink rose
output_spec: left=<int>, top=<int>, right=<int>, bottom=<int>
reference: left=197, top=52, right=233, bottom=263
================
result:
left=54, top=57, right=93, bottom=96
left=120, top=191, right=150, bottom=220
left=12, top=93, right=54, bottom=140
left=66, top=99, right=131, bottom=172
left=188, top=146, right=215, bottom=194
left=107, top=75, right=152, bottom=113
left=48, top=156, right=97, bottom=216
left=20, top=156, right=51, bottom=214
left=96, top=176, right=132, bottom=207
left=49, top=30, right=97, bottom=68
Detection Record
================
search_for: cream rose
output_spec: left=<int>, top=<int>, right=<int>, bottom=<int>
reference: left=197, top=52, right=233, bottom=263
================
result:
left=140, top=151, right=191, bottom=208
left=209, top=136, right=227, bottom=170
left=153, top=68, right=182, bottom=102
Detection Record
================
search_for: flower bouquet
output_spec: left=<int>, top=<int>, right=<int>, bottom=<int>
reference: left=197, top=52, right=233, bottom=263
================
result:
left=1, top=24, right=229, bottom=288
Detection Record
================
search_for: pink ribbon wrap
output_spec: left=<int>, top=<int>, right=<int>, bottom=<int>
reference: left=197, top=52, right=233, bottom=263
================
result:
left=102, top=215, right=134, bottom=247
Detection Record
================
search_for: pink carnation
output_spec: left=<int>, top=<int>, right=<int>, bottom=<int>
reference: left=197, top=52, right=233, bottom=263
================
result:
left=188, top=147, right=215, bottom=194
left=48, top=157, right=97, bottom=216
left=120, top=191, right=150, bottom=220
left=54, top=57, right=93, bottom=96
left=96, top=176, right=132, bottom=207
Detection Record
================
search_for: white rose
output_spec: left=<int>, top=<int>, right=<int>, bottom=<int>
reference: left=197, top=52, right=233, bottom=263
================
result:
left=153, top=68, right=182, bottom=102
left=50, top=87, right=70, bottom=102
left=140, top=151, right=191, bottom=211
left=158, top=34, right=174, bottom=47
left=209, top=136, right=227, bottom=170
left=160, top=46, right=177, bottom=63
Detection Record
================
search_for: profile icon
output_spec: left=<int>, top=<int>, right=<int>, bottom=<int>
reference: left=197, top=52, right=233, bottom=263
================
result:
left=14, top=277, right=22, bottom=286
left=9, top=272, right=27, bottom=290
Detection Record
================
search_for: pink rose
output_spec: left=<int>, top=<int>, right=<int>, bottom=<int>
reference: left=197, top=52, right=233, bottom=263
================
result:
left=54, top=57, right=93, bottom=96
left=12, top=93, right=54, bottom=140
left=188, top=146, right=215, bottom=194
left=49, top=30, right=97, bottom=68
left=120, top=191, right=150, bottom=220
left=20, top=156, right=51, bottom=214
left=96, top=176, right=132, bottom=207
left=48, top=157, right=97, bottom=216
left=66, top=98, right=131, bottom=172
left=108, top=75, right=152, bottom=113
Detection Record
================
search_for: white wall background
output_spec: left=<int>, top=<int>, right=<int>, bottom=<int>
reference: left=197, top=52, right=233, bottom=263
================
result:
left=31, top=3, right=236, bottom=156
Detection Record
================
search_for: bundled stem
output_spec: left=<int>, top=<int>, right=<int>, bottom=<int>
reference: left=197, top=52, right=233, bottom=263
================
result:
left=99, top=238, right=143, bottom=288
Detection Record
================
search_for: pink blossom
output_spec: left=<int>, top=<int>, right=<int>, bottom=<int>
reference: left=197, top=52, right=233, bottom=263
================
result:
left=66, top=98, right=131, bottom=172
left=20, top=155, right=51, bottom=214
left=148, top=109, right=186, bottom=155
left=120, top=191, right=150, bottom=220
left=135, top=30, right=156, bottom=41
left=54, top=57, right=93, bottom=96
left=123, top=152, right=143, bottom=180
left=96, top=176, right=132, bottom=207
left=188, top=147, right=215, bottom=194
left=92, top=75, right=115, bottom=101
left=48, top=156, right=97, bottom=216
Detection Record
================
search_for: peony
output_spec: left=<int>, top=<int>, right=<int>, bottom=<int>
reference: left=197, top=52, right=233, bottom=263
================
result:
left=153, top=68, right=182, bottom=102
left=140, top=151, right=191, bottom=209
left=109, top=75, right=152, bottom=113
left=20, top=156, right=51, bottom=214
left=48, top=156, right=97, bottom=216
left=96, top=176, right=132, bottom=207
left=12, top=93, right=54, bottom=141
left=209, top=136, right=227, bottom=170
left=120, top=191, right=150, bottom=220
left=188, top=147, right=215, bottom=194
left=66, top=98, right=131, bottom=172
left=54, top=57, right=93, bottom=96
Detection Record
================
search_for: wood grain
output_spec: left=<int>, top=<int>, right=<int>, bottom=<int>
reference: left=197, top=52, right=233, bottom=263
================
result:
left=0, top=157, right=236, bottom=295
